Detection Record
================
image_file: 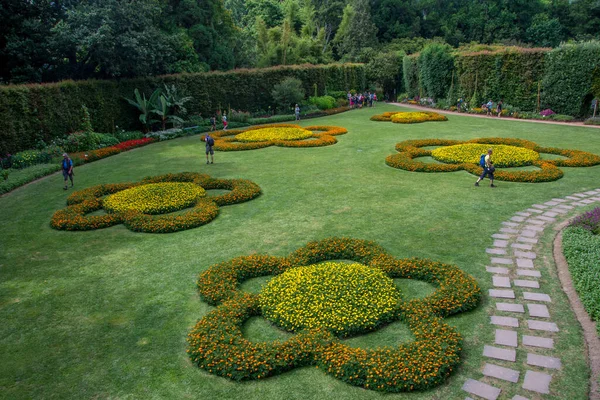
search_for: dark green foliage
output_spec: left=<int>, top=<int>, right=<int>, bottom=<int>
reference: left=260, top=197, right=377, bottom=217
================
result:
left=0, top=164, right=61, bottom=195
left=309, top=96, right=336, bottom=110
left=418, top=44, right=454, bottom=100
left=455, top=48, right=547, bottom=111
left=366, top=52, right=404, bottom=99
left=402, top=56, right=419, bottom=98
left=271, top=77, right=306, bottom=110
left=0, top=63, right=365, bottom=154
left=543, top=42, right=600, bottom=117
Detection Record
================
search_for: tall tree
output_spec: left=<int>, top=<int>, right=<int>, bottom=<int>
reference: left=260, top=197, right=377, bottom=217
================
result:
left=332, top=0, right=377, bottom=60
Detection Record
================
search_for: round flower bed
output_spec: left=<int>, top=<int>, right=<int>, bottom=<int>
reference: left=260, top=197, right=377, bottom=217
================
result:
left=235, top=127, right=313, bottom=142
left=370, top=111, right=448, bottom=124
left=385, top=138, right=600, bottom=182
left=260, top=262, right=400, bottom=336
left=51, top=172, right=261, bottom=233
left=431, top=143, right=540, bottom=167
left=188, top=237, right=481, bottom=392
left=103, top=182, right=206, bottom=214
left=207, top=124, right=348, bottom=151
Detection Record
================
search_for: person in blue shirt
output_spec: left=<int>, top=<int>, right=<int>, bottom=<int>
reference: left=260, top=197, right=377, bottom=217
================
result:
left=62, top=153, right=74, bottom=190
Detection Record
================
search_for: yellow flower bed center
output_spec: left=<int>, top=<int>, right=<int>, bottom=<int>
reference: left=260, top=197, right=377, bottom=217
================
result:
left=103, top=182, right=206, bottom=215
left=431, top=143, right=540, bottom=167
left=260, top=262, right=400, bottom=336
left=235, top=127, right=313, bottom=142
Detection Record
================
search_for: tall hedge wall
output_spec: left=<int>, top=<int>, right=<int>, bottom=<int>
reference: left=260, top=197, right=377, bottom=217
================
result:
left=454, top=48, right=548, bottom=110
left=543, top=42, right=600, bottom=117
left=402, top=55, right=419, bottom=98
left=0, top=63, right=365, bottom=154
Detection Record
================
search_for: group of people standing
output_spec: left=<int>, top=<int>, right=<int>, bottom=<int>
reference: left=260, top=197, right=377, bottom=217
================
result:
left=348, top=92, right=377, bottom=108
left=456, top=98, right=503, bottom=117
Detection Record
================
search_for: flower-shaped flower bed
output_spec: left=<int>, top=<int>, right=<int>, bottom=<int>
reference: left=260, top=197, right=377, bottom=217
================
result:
left=386, top=138, right=600, bottom=182
left=370, top=111, right=448, bottom=123
left=50, top=172, right=261, bottom=233
left=187, top=237, right=481, bottom=392
left=207, top=124, right=348, bottom=151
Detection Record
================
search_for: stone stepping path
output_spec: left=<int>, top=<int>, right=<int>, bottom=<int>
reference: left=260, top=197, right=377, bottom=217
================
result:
left=462, top=188, right=600, bottom=400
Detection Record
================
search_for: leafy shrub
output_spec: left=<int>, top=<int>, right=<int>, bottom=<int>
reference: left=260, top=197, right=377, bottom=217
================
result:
left=271, top=77, right=305, bottom=111
left=547, top=114, right=575, bottom=121
left=11, top=150, right=53, bottom=169
left=418, top=43, right=454, bottom=100
left=112, top=131, right=145, bottom=142
left=327, top=90, right=347, bottom=99
left=540, top=108, right=555, bottom=116
left=1, top=169, right=9, bottom=180
left=309, top=95, right=336, bottom=110
left=248, top=115, right=296, bottom=124
left=569, top=207, right=600, bottom=234
left=585, top=117, right=600, bottom=125
left=228, top=110, right=251, bottom=123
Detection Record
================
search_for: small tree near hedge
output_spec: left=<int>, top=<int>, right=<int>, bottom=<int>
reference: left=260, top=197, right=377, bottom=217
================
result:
left=271, top=77, right=305, bottom=111
left=418, top=43, right=454, bottom=101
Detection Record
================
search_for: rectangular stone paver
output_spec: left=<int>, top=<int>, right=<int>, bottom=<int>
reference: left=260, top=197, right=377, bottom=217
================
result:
left=484, top=345, right=517, bottom=362
left=527, top=303, right=550, bottom=318
left=514, top=251, right=537, bottom=259
left=514, top=280, right=540, bottom=289
left=493, top=276, right=511, bottom=288
left=549, top=207, right=568, bottom=214
left=512, top=396, right=530, bottom=400
left=493, top=240, right=509, bottom=248
left=491, top=316, right=519, bottom=328
left=487, top=266, right=510, bottom=274
left=490, top=289, right=516, bottom=299
left=495, top=329, right=518, bottom=347
left=521, top=230, right=539, bottom=238
left=531, top=204, right=548, bottom=209
left=487, top=248, right=507, bottom=255
left=556, top=205, right=573, bottom=210
left=527, top=353, right=562, bottom=369
left=492, top=233, right=511, bottom=240
left=527, top=208, right=544, bottom=214
left=523, top=370, right=552, bottom=394
left=566, top=196, right=581, bottom=200
left=522, top=225, right=544, bottom=232
left=501, top=227, right=519, bottom=234
left=572, top=193, right=588, bottom=198
left=511, top=216, right=527, bottom=222
left=515, top=212, right=531, bottom=217
left=523, top=335, right=554, bottom=349
left=483, top=363, right=520, bottom=383
left=517, top=269, right=541, bottom=277
left=503, top=221, right=520, bottom=227
left=517, top=237, right=538, bottom=244
left=537, top=215, right=556, bottom=222
left=497, top=303, right=525, bottom=313
left=462, top=379, right=501, bottom=400
left=544, top=201, right=560, bottom=206
left=523, top=292, right=551, bottom=302
left=527, top=320, right=559, bottom=332
left=511, top=243, right=533, bottom=250
left=543, top=211, right=559, bottom=217
left=582, top=199, right=596, bottom=204
left=491, top=257, right=513, bottom=265
left=552, top=198, right=567, bottom=202
left=526, top=219, right=545, bottom=226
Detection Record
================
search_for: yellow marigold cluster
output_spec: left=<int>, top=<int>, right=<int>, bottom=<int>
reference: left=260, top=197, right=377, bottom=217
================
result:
left=431, top=143, right=540, bottom=167
left=207, top=124, right=348, bottom=151
left=103, top=182, right=206, bottom=214
left=370, top=111, right=448, bottom=124
left=50, top=172, right=261, bottom=233
left=260, top=262, right=400, bottom=336
left=188, top=237, right=481, bottom=392
left=385, top=137, right=600, bottom=182
left=235, top=127, right=313, bottom=142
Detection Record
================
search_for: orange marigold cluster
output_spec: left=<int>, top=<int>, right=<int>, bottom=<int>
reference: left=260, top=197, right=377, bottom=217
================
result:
left=206, top=124, right=348, bottom=151
left=385, top=137, right=600, bottom=182
left=187, top=238, right=481, bottom=392
left=50, top=172, right=261, bottom=233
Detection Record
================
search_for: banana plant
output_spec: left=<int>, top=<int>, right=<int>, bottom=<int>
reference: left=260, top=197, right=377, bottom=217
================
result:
left=124, top=88, right=161, bottom=132
left=151, top=95, right=184, bottom=131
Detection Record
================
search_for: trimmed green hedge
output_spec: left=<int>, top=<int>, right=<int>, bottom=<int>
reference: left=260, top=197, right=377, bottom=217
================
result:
left=0, top=63, right=365, bottom=154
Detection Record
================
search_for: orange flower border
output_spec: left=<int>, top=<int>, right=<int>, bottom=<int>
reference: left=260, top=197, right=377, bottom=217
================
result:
left=385, top=138, right=600, bottom=182
left=50, top=172, right=261, bottom=233
left=188, top=238, right=481, bottom=392
left=205, top=124, right=348, bottom=151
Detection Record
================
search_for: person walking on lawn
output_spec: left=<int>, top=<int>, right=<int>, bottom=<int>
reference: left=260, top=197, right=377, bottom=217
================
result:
left=204, top=133, right=215, bottom=164
left=62, top=153, right=74, bottom=190
left=475, top=148, right=496, bottom=187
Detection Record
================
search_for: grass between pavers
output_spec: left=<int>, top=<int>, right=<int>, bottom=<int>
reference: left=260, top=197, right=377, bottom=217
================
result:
left=0, top=104, right=598, bottom=399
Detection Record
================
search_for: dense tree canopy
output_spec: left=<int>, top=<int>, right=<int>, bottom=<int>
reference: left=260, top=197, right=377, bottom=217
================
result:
left=1, top=0, right=600, bottom=84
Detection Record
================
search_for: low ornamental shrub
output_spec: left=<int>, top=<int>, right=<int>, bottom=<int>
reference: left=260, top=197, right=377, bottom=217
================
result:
left=51, top=172, right=262, bottom=233
left=385, top=137, right=600, bottom=182
left=10, top=149, right=52, bottom=169
left=309, top=95, right=337, bottom=110
left=0, top=164, right=61, bottom=195
left=188, top=237, right=481, bottom=392
left=563, top=208, right=600, bottom=335
left=370, top=111, right=447, bottom=124
left=584, top=117, right=600, bottom=126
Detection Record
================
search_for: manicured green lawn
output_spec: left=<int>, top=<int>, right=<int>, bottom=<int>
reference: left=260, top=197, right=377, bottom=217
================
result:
left=1, top=104, right=598, bottom=399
